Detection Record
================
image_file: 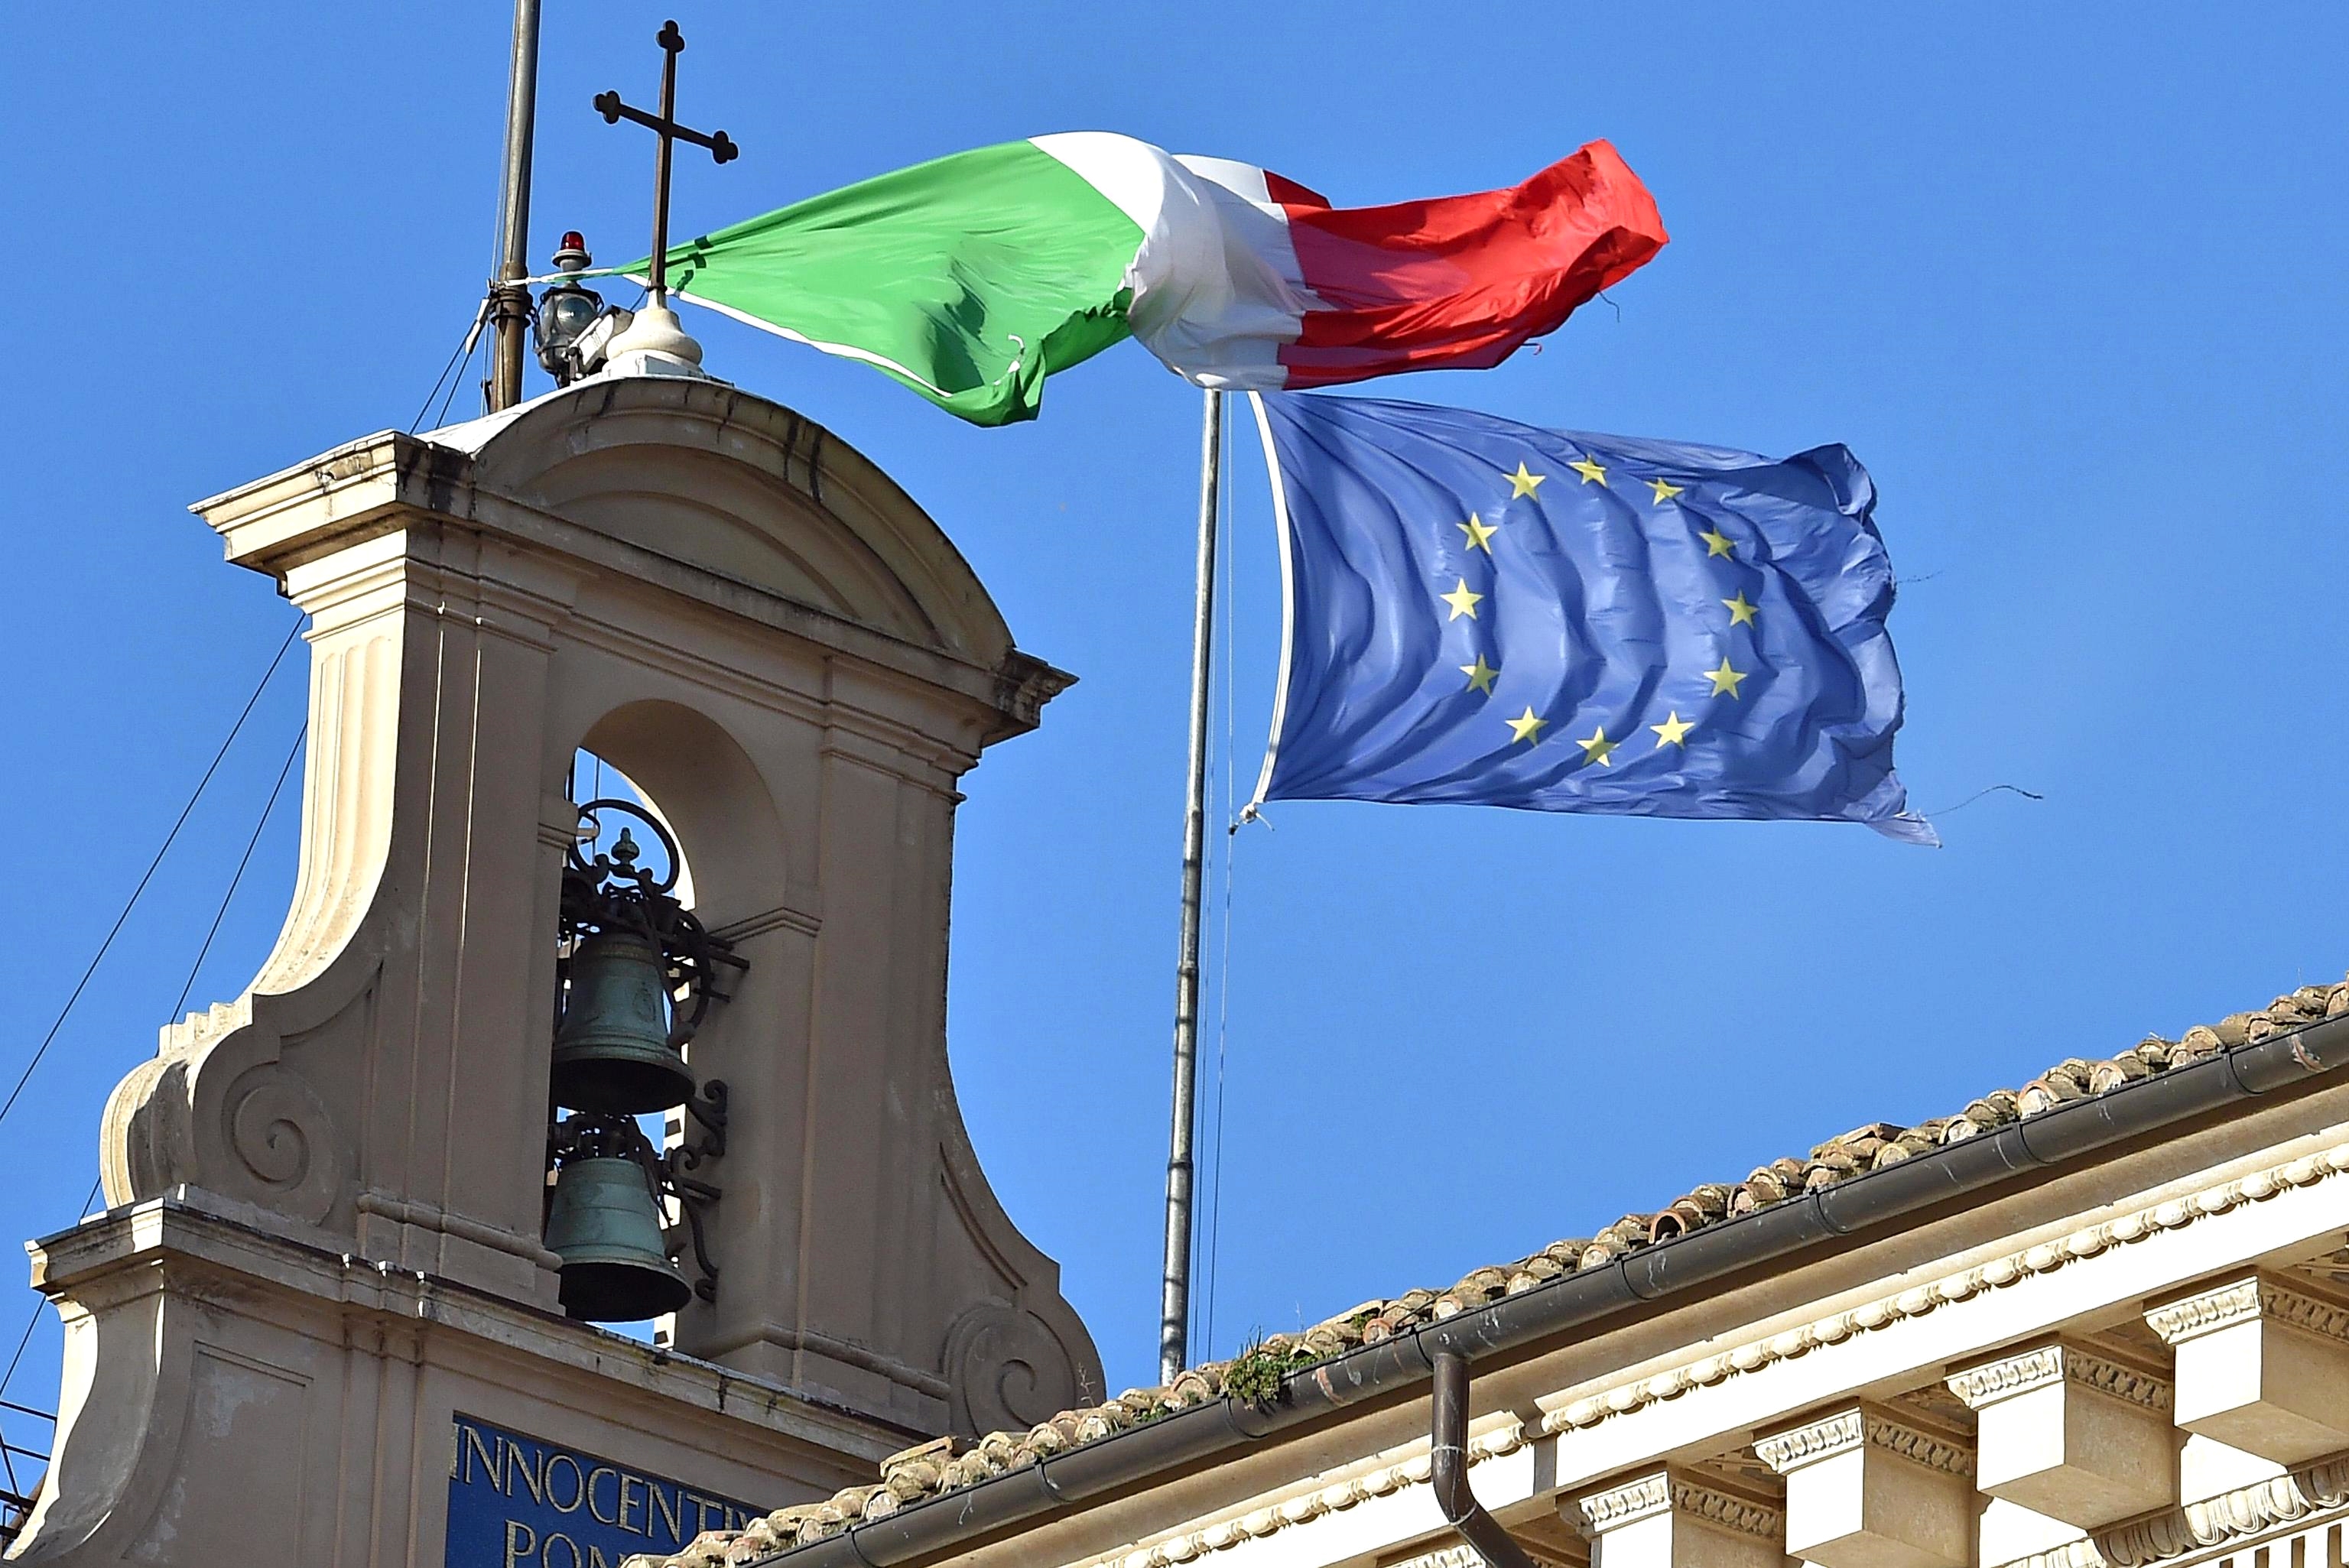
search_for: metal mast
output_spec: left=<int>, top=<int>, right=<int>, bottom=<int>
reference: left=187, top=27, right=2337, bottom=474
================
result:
left=488, top=0, right=542, bottom=413
left=1159, top=386, right=1223, bottom=1385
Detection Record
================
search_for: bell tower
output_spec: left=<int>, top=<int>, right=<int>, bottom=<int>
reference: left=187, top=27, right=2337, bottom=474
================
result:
left=24, top=375, right=1101, bottom=1566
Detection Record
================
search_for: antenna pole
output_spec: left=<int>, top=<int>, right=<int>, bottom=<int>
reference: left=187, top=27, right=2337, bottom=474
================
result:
left=1160, top=386, right=1222, bottom=1385
left=488, top=0, right=543, bottom=412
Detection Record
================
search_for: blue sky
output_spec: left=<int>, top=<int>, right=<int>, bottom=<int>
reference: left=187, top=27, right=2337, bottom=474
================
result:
left=3, top=2, right=2347, bottom=1423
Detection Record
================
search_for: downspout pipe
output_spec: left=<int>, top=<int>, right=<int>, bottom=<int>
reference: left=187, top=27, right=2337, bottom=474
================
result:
left=768, top=1011, right=2349, bottom=1568
left=1430, top=1349, right=1538, bottom=1568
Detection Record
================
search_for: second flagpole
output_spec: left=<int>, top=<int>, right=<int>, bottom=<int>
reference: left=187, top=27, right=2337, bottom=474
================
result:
left=1160, top=386, right=1223, bottom=1385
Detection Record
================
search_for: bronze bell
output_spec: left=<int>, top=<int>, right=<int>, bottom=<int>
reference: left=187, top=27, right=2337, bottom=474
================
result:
left=544, top=1154, right=692, bottom=1321
left=551, top=930, right=695, bottom=1114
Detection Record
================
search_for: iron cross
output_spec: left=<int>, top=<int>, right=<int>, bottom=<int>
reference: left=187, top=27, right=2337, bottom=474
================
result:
left=594, top=20, right=739, bottom=304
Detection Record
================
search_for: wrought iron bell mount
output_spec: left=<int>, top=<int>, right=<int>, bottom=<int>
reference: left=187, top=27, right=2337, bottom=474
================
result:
left=551, top=797, right=742, bottom=1117
left=544, top=797, right=742, bottom=1320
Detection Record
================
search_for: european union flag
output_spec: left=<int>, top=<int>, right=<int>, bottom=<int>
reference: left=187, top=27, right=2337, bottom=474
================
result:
left=1246, top=393, right=1933, bottom=844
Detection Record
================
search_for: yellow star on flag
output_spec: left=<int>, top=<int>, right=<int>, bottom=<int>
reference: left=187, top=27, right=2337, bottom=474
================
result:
left=1457, top=512, right=1499, bottom=554
left=1568, top=456, right=1607, bottom=486
left=1650, top=711, right=1694, bottom=748
left=1439, top=579, right=1484, bottom=621
left=1506, top=706, right=1547, bottom=744
left=1459, top=654, right=1500, bottom=695
left=1505, top=462, right=1545, bottom=499
left=1723, top=591, right=1759, bottom=627
left=1647, top=478, right=1685, bottom=505
left=1576, top=725, right=1618, bottom=766
left=1699, top=527, right=1737, bottom=558
left=1702, top=657, right=1749, bottom=699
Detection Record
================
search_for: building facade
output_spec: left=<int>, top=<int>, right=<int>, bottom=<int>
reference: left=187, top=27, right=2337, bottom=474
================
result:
left=710, top=985, right=2349, bottom=1568
left=12, top=364, right=2349, bottom=1568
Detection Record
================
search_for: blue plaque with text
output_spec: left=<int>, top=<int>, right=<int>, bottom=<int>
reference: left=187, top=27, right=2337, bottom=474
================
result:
left=447, top=1414, right=764, bottom=1566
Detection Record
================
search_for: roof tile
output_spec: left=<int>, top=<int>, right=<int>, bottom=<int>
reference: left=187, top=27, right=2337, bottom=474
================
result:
left=619, top=969, right=2349, bottom=1568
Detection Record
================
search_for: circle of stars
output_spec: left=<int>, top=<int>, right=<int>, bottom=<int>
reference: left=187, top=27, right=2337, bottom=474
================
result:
left=1437, top=450, right=1763, bottom=771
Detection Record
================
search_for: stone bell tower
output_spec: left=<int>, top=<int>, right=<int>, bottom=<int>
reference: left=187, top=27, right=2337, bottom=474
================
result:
left=19, top=374, right=1101, bottom=1565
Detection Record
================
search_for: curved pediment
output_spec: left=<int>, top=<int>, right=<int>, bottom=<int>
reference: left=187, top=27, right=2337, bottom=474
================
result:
left=435, top=376, right=1013, bottom=667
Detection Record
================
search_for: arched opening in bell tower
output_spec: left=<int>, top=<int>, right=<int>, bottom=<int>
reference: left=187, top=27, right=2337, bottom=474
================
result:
left=544, top=703, right=782, bottom=1339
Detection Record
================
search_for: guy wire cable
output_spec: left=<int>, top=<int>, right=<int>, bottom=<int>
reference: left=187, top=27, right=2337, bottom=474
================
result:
left=0, top=619, right=304, bottom=1130
left=0, top=622, right=307, bottom=1487
left=0, top=718, right=309, bottom=1422
left=1202, top=389, right=1239, bottom=1362
left=409, top=297, right=495, bottom=434
left=165, top=721, right=307, bottom=1023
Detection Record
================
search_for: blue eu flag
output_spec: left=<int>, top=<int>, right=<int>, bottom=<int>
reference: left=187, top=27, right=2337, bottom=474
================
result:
left=1247, top=393, right=1933, bottom=844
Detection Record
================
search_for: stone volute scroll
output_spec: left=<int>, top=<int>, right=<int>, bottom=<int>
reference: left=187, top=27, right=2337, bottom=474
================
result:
left=89, top=376, right=1101, bottom=1439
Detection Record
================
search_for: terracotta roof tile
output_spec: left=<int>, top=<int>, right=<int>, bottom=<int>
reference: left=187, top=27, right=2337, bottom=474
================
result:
left=617, top=969, right=2349, bottom=1568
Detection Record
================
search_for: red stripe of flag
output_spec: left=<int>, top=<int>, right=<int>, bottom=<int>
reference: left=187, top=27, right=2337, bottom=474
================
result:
left=1272, top=139, right=1668, bottom=387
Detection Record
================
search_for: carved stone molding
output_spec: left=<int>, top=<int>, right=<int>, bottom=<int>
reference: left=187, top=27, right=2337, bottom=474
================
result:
left=2089, top=1453, right=2349, bottom=1566
left=1379, top=1550, right=1483, bottom=1568
left=1753, top=1407, right=1866, bottom=1471
left=1755, top=1405, right=1971, bottom=1478
left=1947, top=1342, right=2172, bottom=1414
left=2147, top=1274, right=2349, bottom=1347
left=220, top=1063, right=342, bottom=1226
left=1990, top=1541, right=2107, bottom=1568
left=1951, top=1338, right=2175, bottom=1529
left=1077, top=1420, right=1531, bottom=1568
left=1665, top=1479, right=1782, bottom=1540
left=1575, top=1471, right=1672, bottom=1534
left=1759, top=1403, right=1974, bottom=1568
left=1543, top=1139, right=2349, bottom=1437
left=2149, top=1269, right=2349, bottom=1466
left=944, top=1302, right=1088, bottom=1437
left=1574, top=1469, right=1782, bottom=1543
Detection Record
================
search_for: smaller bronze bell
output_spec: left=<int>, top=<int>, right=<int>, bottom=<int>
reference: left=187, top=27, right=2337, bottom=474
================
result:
left=551, top=931, right=695, bottom=1114
left=544, top=1154, right=691, bottom=1321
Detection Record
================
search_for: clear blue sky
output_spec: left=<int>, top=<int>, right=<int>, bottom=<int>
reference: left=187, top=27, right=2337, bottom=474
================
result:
left=4, top=2, right=2347, bottom=1418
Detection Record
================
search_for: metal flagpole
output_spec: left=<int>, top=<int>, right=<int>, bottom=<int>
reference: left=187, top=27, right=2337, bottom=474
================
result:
left=1161, top=387, right=1223, bottom=1385
left=487, top=0, right=542, bottom=412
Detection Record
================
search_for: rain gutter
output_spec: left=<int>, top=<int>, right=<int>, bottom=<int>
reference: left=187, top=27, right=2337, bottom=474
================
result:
left=769, top=1012, right=2349, bottom=1568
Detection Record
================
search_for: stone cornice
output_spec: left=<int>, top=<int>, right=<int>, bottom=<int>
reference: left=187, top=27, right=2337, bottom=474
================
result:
left=1946, top=1342, right=2171, bottom=1413
left=1756, top=1407, right=1970, bottom=1478
left=1754, top=1409, right=1864, bottom=1470
left=1992, top=1541, right=2108, bottom=1568
left=1666, top=1479, right=1782, bottom=1540
left=1574, top=1471, right=1782, bottom=1543
left=1947, top=1344, right=2068, bottom=1405
left=1575, top=1472, right=1671, bottom=1533
left=1074, top=1138, right=2349, bottom=1568
left=1990, top=1453, right=2349, bottom=1568
left=1543, top=1139, right=2349, bottom=1437
left=2146, top=1274, right=2349, bottom=1347
left=1380, top=1550, right=1482, bottom=1568
left=1869, top=1413, right=1973, bottom=1475
left=1079, top=1420, right=1530, bottom=1568
left=2090, top=1453, right=2349, bottom=1566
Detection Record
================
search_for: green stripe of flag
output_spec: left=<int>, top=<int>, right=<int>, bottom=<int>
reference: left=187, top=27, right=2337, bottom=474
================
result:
left=638, top=139, right=1144, bottom=425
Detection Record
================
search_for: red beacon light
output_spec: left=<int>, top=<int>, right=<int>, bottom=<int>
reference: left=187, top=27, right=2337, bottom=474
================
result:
left=534, top=230, right=610, bottom=385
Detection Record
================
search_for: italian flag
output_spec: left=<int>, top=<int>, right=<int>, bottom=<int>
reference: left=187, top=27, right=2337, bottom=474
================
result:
left=638, top=134, right=1668, bottom=426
